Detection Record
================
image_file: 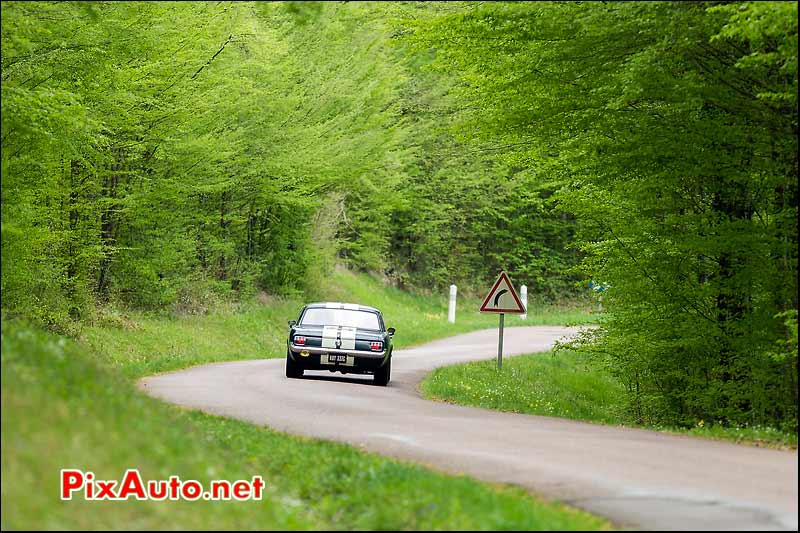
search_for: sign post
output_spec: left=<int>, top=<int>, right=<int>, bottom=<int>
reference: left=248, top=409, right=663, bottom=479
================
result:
left=498, top=313, right=504, bottom=369
left=479, top=272, right=526, bottom=370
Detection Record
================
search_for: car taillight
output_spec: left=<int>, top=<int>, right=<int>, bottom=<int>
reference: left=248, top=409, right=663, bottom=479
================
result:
left=294, top=336, right=306, bottom=345
left=370, top=341, right=383, bottom=351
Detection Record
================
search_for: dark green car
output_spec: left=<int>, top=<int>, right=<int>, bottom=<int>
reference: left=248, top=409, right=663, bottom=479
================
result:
left=286, top=302, right=395, bottom=386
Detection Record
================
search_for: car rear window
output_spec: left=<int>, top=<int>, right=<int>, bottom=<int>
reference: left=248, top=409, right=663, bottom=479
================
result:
left=300, top=308, right=381, bottom=330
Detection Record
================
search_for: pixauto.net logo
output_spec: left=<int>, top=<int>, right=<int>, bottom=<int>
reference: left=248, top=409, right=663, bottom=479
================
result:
left=60, top=469, right=265, bottom=501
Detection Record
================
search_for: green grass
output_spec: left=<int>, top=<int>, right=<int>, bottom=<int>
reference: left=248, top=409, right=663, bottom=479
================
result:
left=1, top=320, right=608, bottom=531
left=421, top=351, right=798, bottom=450
left=2, top=271, right=609, bottom=530
left=666, top=423, right=798, bottom=449
left=80, top=268, right=595, bottom=379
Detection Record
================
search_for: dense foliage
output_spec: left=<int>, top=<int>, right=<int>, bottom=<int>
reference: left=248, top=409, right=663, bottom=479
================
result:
left=1, top=0, right=580, bottom=332
left=405, top=1, right=798, bottom=430
left=2, top=1, right=797, bottom=431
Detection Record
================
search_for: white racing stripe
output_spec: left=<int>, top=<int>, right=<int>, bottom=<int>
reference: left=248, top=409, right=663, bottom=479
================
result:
left=343, top=303, right=360, bottom=310
left=339, top=327, right=356, bottom=350
left=321, top=326, right=339, bottom=349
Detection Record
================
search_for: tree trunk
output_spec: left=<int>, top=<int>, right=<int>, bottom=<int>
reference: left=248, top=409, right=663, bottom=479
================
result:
left=217, top=190, right=229, bottom=280
left=65, top=159, right=81, bottom=296
left=96, top=147, right=125, bottom=298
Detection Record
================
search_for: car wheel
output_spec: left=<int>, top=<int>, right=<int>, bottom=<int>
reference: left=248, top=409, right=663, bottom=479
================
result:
left=373, top=357, right=390, bottom=386
left=286, top=351, right=304, bottom=379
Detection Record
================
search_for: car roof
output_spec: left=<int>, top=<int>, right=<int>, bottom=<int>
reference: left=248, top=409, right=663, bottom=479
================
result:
left=304, top=302, right=382, bottom=314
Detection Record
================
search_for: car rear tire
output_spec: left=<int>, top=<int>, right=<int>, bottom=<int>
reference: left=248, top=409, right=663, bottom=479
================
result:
left=286, top=351, right=304, bottom=379
left=373, top=357, right=390, bottom=386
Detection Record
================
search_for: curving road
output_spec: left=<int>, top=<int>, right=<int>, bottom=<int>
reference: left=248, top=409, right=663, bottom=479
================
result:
left=139, top=326, right=798, bottom=530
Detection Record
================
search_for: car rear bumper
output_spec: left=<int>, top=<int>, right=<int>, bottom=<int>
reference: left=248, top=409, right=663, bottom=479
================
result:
left=288, top=345, right=389, bottom=373
left=289, top=345, right=386, bottom=359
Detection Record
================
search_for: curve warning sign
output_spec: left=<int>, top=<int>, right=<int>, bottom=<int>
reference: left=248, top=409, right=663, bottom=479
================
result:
left=479, top=271, right=526, bottom=314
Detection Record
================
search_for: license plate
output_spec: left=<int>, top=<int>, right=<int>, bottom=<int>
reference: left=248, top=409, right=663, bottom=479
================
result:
left=321, top=353, right=352, bottom=365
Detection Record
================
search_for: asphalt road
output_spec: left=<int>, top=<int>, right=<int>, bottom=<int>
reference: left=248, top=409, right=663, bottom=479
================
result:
left=139, top=326, right=798, bottom=530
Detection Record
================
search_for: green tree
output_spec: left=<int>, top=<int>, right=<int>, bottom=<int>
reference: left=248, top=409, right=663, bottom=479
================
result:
left=404, top=1, right=798, bottom=429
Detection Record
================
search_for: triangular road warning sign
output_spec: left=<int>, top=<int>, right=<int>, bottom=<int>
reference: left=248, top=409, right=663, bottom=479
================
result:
left=480, top=271, right=526, bottom=314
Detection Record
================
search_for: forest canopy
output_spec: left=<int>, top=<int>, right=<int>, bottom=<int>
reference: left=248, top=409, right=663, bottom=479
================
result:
left=2, top=1, right=797, bottom=431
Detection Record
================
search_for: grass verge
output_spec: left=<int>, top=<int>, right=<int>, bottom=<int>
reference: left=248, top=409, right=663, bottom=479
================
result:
left=420, top=350, right=798, bottom=450
left=80, top=268, right=595, bottom=379
left=2, top=270, right=609, bottom=530
left=1, top=319, right=609, bottom=530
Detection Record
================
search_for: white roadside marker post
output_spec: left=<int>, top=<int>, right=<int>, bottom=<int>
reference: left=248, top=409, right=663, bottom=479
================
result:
left=498, top=312, right=505, bottom=370
left=520, top=285, right=527, bottom=320
left=448, top=284, right=457, bottom=323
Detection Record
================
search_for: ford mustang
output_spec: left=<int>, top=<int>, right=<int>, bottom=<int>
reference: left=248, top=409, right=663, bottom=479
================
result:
left=286, top=302, right=395, bottom=385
